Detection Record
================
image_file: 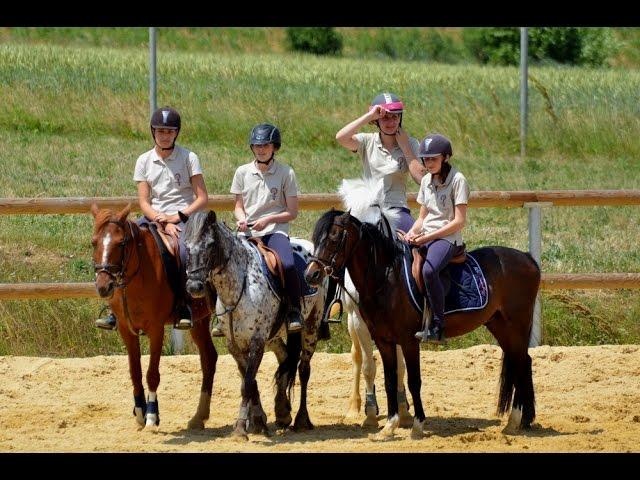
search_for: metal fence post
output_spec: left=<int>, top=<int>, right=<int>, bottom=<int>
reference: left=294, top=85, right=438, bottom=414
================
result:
left=524, top=202, right=552, bottom=347
left=520, top=27, right=528, bottom=158
left=149, top=27, right=157, bottom=119
left=171, top=328, right=184, bottom=355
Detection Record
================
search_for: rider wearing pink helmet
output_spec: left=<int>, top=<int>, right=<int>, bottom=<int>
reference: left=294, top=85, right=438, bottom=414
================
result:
left=335, top=92, right=424, bottom=233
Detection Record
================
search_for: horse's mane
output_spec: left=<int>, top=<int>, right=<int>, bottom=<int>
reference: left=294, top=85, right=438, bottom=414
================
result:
left=312, top=209, right=344, bottom=246
left=93, top=209, right=115, bottom=235
left=338, top=177, right=401, bottom=232
left=184, top=210, right=210, bottom=246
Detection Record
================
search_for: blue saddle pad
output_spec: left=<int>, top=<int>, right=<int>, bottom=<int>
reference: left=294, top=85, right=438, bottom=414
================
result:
left=400, top=242, right=489, bottom=315
left=247, top=241, right=318, bottom=301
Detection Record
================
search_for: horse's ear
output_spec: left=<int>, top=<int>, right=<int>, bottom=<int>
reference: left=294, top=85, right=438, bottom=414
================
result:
left=90, top=203, right=100, bottom=218
left=206, top=210, right=217, bottom=223
left=117, top=203, right=131, bottom=222
left=178, top=210, right=190, bottom=223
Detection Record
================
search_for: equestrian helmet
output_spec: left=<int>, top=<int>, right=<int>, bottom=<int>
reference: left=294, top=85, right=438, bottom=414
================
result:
left=418, top=133, right=453, bottom=158
left=249, top=123, right=281, bottom=149
left=369, top=92, right=404, bottom=114
left=150, top=106, right=181, bottom=130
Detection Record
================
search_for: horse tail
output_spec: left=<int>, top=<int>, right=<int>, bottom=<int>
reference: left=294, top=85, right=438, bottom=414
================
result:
left=275, top=331, right=302, bottom=400
left=497, top=352, right=516, bottom=417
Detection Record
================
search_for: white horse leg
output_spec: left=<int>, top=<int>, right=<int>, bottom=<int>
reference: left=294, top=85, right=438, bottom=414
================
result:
left=396, top=345, right=413, bottom=428
left=504, top=406, right=523, bottom=433
left=143, top=391, right=159, bottom=432
left=369, top=414, right=399, bottom=441
left=345, top=307, right=362, bottom=419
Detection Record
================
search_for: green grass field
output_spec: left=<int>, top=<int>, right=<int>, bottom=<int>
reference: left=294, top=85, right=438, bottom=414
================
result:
left=0, top=35, right=638, bottom=357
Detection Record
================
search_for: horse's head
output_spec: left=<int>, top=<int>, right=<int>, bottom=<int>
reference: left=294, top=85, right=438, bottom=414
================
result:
left=90, top=203, right=133, bottom=299
left=183, top=210, right=220, bottom=298
left=305, top=209, right=361, bottom=287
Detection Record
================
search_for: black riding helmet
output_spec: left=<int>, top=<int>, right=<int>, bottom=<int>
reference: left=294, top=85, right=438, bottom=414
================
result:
left=249, top=123, right=281, bottom=149
left=150, top=106, right=181, bottom=151
left=370, top=92, right=404, bottom=130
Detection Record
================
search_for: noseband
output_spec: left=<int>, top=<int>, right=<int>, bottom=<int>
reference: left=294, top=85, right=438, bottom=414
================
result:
left=93, top=219, right=139, bottom=287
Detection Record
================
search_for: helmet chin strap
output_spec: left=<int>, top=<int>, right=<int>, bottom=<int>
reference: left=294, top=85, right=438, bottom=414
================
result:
left=255, top=154, right=274, bottom=165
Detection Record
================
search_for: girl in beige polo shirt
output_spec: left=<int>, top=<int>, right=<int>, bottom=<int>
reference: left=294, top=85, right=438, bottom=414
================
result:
left=336, top=92, right=424, bottom=233
left=405, top=134, right=470, bottom=344
left=229, top=123, right=304, bottom=333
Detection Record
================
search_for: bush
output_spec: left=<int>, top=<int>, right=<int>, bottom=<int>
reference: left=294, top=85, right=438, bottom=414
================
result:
left=286, top=27, right=343, bottom=56
left=463, top=27, right=620, bottom=66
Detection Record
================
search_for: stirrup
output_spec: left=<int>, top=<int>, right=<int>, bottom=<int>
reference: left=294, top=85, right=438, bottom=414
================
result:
left=211, top=321, right=224, bottom=337
left=174, top=318, right=193, bottom=330
left=95, top=311, right=117, bottom=331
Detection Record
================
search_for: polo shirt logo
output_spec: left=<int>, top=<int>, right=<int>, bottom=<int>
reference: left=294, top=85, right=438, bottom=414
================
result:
left=270, top=187, right=278, bottom=200
left=175, top=173, right=182, bottom=186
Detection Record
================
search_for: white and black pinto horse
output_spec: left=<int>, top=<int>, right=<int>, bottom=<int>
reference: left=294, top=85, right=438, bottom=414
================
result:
left=184, top=210, right=328, bottom=440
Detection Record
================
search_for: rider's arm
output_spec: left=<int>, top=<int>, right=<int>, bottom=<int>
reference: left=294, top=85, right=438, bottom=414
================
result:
left=137, top=181, right=159, bottom=220
left=336, top=108, right=380, bottom=152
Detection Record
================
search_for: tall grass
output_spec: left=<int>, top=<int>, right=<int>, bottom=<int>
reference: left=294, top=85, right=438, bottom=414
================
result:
left=0, top=42, right=638, bottom=357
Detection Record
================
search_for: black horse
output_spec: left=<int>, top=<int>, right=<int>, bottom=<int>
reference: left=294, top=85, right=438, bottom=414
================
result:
left=305, top=200, right=540, bottom=439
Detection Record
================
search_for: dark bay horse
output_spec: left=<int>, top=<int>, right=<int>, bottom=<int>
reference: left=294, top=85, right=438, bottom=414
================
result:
left=183, top=210, right=328, bottom=440
left=91, top=204, right=217, bottom=431
left=304, top=181, right=540, bottom=440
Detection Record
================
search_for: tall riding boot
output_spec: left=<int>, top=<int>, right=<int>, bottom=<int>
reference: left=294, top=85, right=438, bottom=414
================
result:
left=287, top=305, right=304, bottom=333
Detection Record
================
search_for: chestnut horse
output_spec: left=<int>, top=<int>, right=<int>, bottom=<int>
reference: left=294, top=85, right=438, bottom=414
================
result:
left=305, top=179, right=540, bottom=440
left=91, top=204, right=217, bottom=431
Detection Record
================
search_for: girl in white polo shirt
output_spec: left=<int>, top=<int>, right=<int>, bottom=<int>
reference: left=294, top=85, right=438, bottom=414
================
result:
left=95, top=106, right=209, bottom=331
left=229, top=123, right=304, bottom=333
left=405, top=133, right=470, bottom=344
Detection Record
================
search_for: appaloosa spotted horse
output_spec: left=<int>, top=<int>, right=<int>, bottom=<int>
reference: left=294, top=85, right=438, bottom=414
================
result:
left=184, top=210, right=329, bottom=440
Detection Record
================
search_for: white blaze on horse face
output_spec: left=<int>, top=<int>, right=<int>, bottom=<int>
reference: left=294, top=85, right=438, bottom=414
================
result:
left=101, top=232, right=112, bottom=266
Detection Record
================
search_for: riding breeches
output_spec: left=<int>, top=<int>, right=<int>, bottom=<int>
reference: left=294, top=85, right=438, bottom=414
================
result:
left=263, top=232, right=302, bottom=310
left=419, top=239, right=455, bottom=326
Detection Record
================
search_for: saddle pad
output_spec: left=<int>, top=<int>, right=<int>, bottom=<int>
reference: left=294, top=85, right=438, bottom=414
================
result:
left=400, top=242, right=488, bottom=315
left=247, top=241, right=318, bottom=301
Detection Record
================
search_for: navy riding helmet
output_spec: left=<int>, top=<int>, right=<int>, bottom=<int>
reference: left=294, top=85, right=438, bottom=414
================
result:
left=249, top=123, right=281, bottom=149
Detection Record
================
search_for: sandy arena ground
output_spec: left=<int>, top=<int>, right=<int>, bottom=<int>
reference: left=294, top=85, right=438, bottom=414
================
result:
left=0, top=344, right=639, bottom=452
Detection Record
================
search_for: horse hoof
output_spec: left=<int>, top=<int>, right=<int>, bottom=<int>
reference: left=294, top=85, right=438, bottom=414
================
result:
left=361, top=415, right=379, bottom=428
left=230, top=430, right=249, bottom=442
left=410, top=418, right=425, bottom=439
left=292, top=417, right=314, bottom=432
left=368, top=431, right=394, bottom=442
left=275, top=414, right=292, bottom=429
left=187, top=417, right=205, bottom=430
left=143, top=424, right=159, bottom=434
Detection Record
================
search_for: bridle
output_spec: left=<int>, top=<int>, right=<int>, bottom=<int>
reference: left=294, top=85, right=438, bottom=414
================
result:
left=93, top=218, right=141, bottom=336
left=93, top=219, right=139, bottom=288
left=310, top=215, right=359, bottom=281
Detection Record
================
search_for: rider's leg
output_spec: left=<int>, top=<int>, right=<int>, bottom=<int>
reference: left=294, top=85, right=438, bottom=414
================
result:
left=415, top=239, right=455, bottom=344
left=265, top=233, right=304, bottom=333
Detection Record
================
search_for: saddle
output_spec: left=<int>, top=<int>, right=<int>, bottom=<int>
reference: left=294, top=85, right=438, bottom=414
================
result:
left=146, top=222, right=210, bottom=321
left=247, top=237, right=287, bottom=288
left=411, top=242, right=467, bottom=296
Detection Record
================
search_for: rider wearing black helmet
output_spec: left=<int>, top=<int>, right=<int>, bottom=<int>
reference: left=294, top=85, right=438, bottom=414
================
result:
left=335, top=92, right=424, bottom=233
left=404, top=133, right=470, bottom=344
left=96, top=106, right=210, bottom=331
left=229, top=123, right=305, bottom=333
